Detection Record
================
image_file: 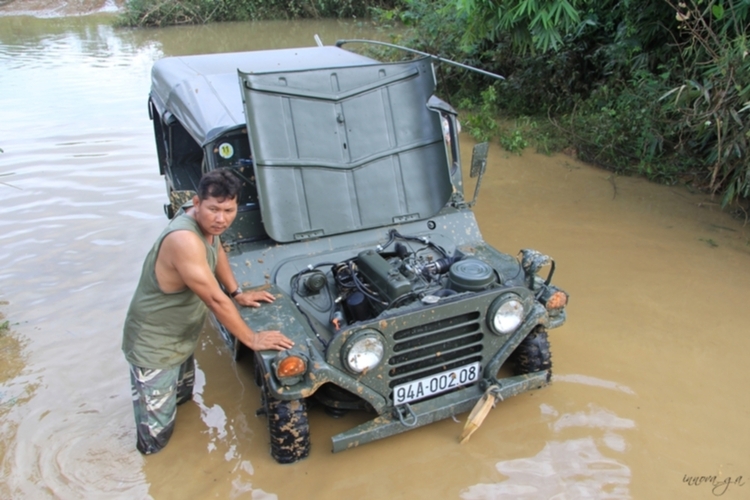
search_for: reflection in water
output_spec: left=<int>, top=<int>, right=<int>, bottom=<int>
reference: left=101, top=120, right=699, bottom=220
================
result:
left=463, top=438, right=631, bottom=499
left=194, top=360, right=230, bottom=450
left=549, top=403, right=635, bottom=434
left=553, top=374, right=636, bottom=395
left=192, top=360, right=266, bottom=498
left=463, top=403, right=635, bottom=499
left=0, top=310, right=38, bottom=494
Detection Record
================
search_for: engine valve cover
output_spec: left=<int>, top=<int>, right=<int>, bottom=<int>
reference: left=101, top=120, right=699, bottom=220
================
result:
left=356, top=250, right=412, bottom=303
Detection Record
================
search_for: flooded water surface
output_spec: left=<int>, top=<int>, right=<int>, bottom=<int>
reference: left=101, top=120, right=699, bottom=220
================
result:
left=1, top=12, right=749, bottom=500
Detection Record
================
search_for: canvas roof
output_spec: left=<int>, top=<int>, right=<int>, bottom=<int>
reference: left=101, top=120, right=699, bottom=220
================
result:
left=150, top=46, right=377, bottom=145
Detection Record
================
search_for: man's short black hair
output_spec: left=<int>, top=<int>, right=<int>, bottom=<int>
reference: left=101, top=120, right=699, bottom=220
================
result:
left=197, top=169, right=241, bottom=201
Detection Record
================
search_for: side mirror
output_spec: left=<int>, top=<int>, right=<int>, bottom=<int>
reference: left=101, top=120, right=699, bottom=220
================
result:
left=470, top=142, right=488, bottom=178
left=468, top=142, right=489, bottom=206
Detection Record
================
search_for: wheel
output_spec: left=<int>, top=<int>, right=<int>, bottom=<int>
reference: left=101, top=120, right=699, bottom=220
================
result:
left=261, top=384, right=310, bottom=464
left=510, top=327, right=552, bottom=382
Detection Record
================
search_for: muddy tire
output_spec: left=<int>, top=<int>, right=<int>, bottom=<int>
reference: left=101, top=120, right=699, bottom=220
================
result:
left=263, top=388, right=310, bottom=464
left=510, top=327, right=552, bottom=381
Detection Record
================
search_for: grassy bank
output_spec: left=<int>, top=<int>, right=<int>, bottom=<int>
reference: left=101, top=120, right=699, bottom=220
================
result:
left=116, top=0, right=398, bottom=26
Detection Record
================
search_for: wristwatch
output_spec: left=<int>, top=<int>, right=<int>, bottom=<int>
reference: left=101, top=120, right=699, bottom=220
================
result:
left=230, top=287, right=242, bottom=298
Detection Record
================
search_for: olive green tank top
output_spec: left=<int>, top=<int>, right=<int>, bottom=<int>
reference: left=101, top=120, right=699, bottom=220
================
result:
left=122, top=214, right=220, bottom=369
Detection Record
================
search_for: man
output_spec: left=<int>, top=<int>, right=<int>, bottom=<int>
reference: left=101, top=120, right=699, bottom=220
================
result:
left=122, top=169, right=293, bottom=454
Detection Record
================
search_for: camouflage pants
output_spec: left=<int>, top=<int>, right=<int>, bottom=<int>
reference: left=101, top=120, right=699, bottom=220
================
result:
left=129, top=354, right=195, bottom=454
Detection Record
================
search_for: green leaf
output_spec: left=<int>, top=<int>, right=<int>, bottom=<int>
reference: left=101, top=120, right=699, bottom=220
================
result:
left=712, top=4, right=724, bottom=20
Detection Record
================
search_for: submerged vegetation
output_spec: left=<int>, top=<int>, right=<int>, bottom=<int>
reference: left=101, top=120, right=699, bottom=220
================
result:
left=119, top=0, right=750, bottom=208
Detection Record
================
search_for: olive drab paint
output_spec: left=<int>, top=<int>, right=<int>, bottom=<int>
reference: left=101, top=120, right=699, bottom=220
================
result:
left=148, top=40, right=569, bottom=463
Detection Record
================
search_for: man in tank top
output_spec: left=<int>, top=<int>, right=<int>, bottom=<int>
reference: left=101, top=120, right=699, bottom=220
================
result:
left=122, top=169, right=293, bottom=454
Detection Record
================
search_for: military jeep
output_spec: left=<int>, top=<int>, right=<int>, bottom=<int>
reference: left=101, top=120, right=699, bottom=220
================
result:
left=148, top=39, right=568, bottom=463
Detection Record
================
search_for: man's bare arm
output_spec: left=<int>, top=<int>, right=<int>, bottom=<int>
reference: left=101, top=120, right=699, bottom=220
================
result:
left=160, top=231, right=293, bottom=351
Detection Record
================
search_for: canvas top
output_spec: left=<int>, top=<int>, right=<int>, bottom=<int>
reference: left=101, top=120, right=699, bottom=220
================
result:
left=150, top=46, right=377, bottom=146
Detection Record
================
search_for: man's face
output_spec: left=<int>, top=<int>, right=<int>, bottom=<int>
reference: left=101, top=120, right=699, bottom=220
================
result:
left=192, top=195, right=238, bottom=236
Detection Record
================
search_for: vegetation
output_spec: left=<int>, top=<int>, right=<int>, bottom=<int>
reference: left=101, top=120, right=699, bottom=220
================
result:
left=116, top=0, right=397, bottom=26
left=373, top=0, right=749, bottom=207
left=119, top=0, right=750, bottom=207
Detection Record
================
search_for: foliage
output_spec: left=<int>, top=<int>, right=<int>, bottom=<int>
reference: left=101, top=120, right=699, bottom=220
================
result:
left=456, top=0, right=583, bottom=54
left=499, top=128, right=529, bottom=155
left=117, top=0, right=398, bottom=26
left=661, top=0, right=750, bottom=205
left=442, top=0, right=749, bottom=204
left=371, top=0, right=485, bottom=99
left=562, top=74, right=689, bottom=183
left=459, top=86, right=499, bottom=143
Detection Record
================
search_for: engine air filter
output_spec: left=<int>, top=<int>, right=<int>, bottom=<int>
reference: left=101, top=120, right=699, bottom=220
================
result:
left=448, top=259, right=496, bottom=293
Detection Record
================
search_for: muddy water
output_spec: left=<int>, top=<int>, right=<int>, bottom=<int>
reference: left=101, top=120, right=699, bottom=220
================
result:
left=1, top=12, right=749, bottom=500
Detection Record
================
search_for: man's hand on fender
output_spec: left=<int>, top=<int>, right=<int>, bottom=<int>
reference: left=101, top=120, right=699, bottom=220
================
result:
left=235, top=290, right=275, bottom=308
left=251, top=330, right=294, bottom=351
left=231, top=290, right=292, bottom=350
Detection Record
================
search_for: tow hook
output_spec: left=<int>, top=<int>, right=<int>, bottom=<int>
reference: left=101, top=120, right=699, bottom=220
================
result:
left=394, top=403, right=418, bottom=427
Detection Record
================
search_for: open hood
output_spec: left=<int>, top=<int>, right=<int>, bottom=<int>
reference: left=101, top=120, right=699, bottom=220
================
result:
left=239, top=56, right=453, bottom=243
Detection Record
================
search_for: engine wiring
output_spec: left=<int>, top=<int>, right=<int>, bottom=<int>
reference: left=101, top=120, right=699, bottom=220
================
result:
left=278, top=229, right=467, bottom=349
left=378, top=228, right=449, bottom=259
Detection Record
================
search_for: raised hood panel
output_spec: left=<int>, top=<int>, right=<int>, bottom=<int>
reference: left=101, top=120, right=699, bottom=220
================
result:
left=239, top=57, right=452, bottom=243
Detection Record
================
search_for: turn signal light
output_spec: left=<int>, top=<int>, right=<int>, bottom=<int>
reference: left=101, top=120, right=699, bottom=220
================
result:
left=277, top=355, right=307, bottom=377
left=546, top=291, right=568, bottom=309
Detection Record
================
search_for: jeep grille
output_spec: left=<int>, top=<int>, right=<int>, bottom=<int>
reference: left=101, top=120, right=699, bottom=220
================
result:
left=388, top=311, right=484, bottom=392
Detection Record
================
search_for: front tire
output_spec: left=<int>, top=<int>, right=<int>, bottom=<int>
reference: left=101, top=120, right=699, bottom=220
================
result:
left=261, top=385, right=310, bottom=464
left=510, top=327, right=552, bottom=382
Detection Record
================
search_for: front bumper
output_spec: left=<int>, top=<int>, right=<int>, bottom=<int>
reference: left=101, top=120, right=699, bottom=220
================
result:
left=249, top=286, right=564, bottom=452
left=330, top=370, right=549, bottom=452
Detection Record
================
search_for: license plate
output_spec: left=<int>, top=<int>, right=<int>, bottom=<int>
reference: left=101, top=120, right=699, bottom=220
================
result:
left=393, top=362, right=481, bottom=405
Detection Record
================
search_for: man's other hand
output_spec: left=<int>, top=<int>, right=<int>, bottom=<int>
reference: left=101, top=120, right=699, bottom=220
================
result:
left=235, top=290, right=275, bottom=308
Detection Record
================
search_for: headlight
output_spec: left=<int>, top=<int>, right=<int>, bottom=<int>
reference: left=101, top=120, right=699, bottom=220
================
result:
left=343, top=331, right=385, bottom=374
left=488, top=295, right=525, bottom=334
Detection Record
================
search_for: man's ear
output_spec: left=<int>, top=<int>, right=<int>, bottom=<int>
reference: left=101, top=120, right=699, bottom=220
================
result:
left=192, top=195, right=200, bottom=207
